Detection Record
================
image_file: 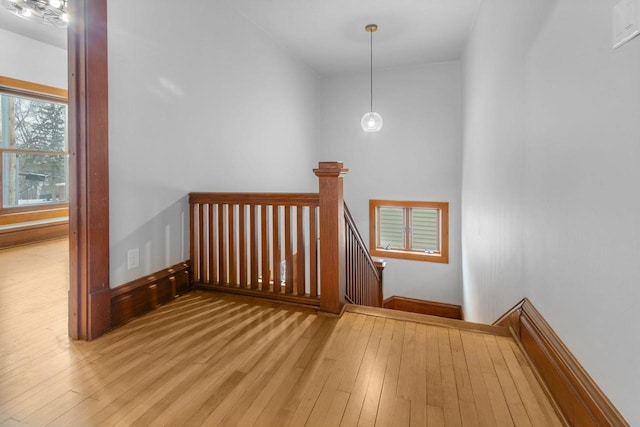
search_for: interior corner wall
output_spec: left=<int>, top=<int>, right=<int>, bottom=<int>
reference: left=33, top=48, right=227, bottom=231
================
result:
left=107, top=0, right=319, bottom=287
left=462, top=0, right=640, bottom=424
left=0, top=28, right=67, bottom=89
left=318, top=62, right=463, bottom=305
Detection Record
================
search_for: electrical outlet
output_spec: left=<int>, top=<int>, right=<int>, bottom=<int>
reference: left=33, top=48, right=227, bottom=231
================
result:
left=127, top=248, right=139, bottom=270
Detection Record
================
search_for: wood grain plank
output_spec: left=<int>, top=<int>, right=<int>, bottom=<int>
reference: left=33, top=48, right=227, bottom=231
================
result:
left=484, top=334, right=532, bottom=427
left=496, top=336, right=550, bottom=427
left=437, top=328, right=462, bottom=427
left=471, top=332, right=514, bottom=427
left=357, top=319, right=396, bottom=427
left=339, top=317, right=386, bottom=426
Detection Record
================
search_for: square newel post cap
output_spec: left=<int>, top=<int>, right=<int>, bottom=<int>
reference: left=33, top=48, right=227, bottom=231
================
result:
left=313, top=161, right=349, bottom=177
left=373, top=259, right=386, bottom=271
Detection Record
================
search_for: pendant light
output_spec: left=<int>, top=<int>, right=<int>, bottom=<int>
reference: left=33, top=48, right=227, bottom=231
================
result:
left=361, top=24, right=383, bottom=132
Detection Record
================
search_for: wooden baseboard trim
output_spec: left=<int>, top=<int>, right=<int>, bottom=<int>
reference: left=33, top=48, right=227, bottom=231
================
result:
left=495, top=298, right=629, bottom=427
left=382, top=295, right=463, bottom=320
left=194, top=283, right=321, bottom=308
left=0, top=221, right=68, bottom=249
left=111, top=261, right=191, bottom=328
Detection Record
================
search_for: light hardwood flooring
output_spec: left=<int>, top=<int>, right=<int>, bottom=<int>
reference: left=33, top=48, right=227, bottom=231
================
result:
left=0, top=239, right=563, bottom=426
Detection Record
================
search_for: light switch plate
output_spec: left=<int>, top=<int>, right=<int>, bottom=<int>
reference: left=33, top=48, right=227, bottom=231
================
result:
left=613, top=0, right=640, bottom=49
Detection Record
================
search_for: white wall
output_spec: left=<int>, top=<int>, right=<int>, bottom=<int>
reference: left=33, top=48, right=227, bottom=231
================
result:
left=319, top=62, right=463, bottom=305
left=0, top=28, right=67, bottom=89
left=462, top=0, right=640, bottom=424
left=108, top=0, right=319, bottom=286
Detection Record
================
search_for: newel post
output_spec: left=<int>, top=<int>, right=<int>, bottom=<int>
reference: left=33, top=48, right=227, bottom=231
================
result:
left=314, top=161, right=349, bottom=314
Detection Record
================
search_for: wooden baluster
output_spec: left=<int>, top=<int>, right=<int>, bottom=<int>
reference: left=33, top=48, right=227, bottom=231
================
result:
left=228, top=204, right=236, bottom=287
left=261, top=205, right=270, bottom=293
left=250, top=205, right=258, bottom=289
left=198, top=203, right=204, bottom=284
left=284, top=206, right=293, bottom=294
left=239, top=204, right=247, bottom=288
left=190, top=202, right=197, bottom=282
left=309, top=206, right=317, bottom=298
left=208, top=204, right=215, bottom=284
left=350, top=230, right=355, bottom=302
left=218, top=204, right=225, bottom=285
left=272, top=205, right=281, bottom=293
left=346, top=231, right=354, bottom=301
left=295, top=206, right=306, bottom=296
left=358, top=247, right=363, bottom=305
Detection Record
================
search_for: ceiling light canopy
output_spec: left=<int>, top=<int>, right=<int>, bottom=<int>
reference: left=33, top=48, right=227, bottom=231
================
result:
left=2, top=0, right=68, bottom=28
left=361, top=24, right=382, bottom=132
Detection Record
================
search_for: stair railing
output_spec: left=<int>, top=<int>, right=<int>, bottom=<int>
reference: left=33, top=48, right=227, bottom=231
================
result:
left=344, top=203, right=385, bottom=307
left=189, top=161, right=384, bottom=313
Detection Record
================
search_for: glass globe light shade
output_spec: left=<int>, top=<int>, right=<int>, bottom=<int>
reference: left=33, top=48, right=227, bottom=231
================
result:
left=361, top=111, right=383, bottom=132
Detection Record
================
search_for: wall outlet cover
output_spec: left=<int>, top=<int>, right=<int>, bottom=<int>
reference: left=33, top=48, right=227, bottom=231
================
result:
left=127, top=248, right=140, bottom=270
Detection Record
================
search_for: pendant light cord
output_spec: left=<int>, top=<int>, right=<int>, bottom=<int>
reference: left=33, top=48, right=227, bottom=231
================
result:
left=370, top=29, right=373, bottom=112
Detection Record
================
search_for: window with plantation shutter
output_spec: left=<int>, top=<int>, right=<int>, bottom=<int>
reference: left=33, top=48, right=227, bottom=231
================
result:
left=369, top=200, right=448, bottom=263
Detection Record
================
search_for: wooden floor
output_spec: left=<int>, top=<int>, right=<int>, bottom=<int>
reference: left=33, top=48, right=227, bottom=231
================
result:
left=0, top=239, right=564, bottom=426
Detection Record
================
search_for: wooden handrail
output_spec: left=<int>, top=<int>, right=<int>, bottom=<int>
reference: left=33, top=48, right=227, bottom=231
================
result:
left=344, top=203, right=385, bottom=307
left=189, top=192, right=319, bottom=206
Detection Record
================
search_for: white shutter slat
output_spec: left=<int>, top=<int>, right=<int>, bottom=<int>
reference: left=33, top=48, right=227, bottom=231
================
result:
left=378, top=207, right=404, bottom=249
left=411, top=208, right=439, bottom=252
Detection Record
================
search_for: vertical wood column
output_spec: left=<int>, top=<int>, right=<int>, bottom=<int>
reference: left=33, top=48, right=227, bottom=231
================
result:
left=314, top=161, right=349, bottom=314
left=68, top=0, right=110, bottom=340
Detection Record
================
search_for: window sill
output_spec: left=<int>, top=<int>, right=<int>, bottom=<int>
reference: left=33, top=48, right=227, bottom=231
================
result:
left=0, top=206, right=69, bottom=226
left=369, top=247, right=449, bottom=264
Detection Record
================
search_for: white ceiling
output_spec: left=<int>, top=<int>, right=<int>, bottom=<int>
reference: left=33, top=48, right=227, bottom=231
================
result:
left=224, top=0, right=483, bottom=74
left=0, top=5, right=66, bottom=49
left=0, top=0, right=482, bottom=74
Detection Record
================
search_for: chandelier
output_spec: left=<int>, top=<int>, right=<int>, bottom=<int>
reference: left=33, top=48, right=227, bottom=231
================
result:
left=2, top=0, right=68, bottom=28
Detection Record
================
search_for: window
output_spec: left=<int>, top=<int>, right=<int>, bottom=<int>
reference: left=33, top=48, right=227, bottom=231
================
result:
left=369, top=199, right=449, bottom=263
left=0, top=77, right=68, bottom=212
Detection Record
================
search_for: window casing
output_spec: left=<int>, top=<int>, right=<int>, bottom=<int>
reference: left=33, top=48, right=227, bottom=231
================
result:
left=0, top=77, right=68, bottom=213
left=369, top=199, right=449, bottom=263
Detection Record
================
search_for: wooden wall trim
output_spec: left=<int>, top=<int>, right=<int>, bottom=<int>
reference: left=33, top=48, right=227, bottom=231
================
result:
left=495, top=298, right=629, bottom=427
left=0, top=208, right=68, bottom=226
left=68, top=0, right=110, bottom=340
left=0, top=75, right=68, bottom=99
left=111, top=261, right=191, bottom=328
left=0, top=221, right=68, bottom=249
left=382, top=295, right=463, bottom=320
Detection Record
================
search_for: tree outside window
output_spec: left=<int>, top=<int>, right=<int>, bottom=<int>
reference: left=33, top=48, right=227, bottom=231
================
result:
left=0, top=91, right=68, bottom=209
